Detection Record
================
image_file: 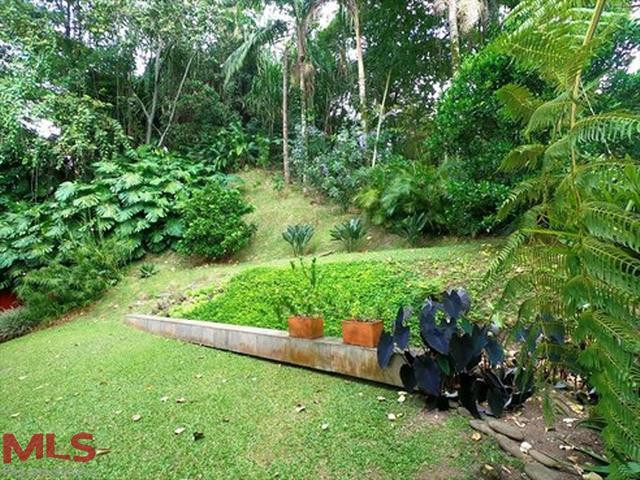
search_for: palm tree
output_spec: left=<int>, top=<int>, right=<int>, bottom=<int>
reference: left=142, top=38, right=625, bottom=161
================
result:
left=223, top=0, right=326, bottom=184
left=435, top=0, right=488, bottom=74
left=343, top=0, right=367, bottom=135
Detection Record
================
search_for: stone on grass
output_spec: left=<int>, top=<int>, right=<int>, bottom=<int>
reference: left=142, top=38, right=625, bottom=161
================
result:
left=495, top=433, right=525, bottom=460
left=488, top=419, right=525, bottom=441
left=524, top=462, right=564, bottom=480
left=528, top=449, right=561, bottom=469
left=469, top=419, right=495, bottom=437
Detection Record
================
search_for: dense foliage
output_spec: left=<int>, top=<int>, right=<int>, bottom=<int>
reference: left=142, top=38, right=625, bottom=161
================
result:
left=177, top=183, right=256, bottom=260
left=486, top=1, right=640, bottom=477
left=175, top=261, right=443, bottom=337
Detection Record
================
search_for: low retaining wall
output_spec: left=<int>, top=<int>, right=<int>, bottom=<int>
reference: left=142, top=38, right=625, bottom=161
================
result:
left=125, top=314, right=403, bottom=387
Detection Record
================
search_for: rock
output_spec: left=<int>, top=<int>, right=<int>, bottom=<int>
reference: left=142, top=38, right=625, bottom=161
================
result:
left=528, top=449, right=561, bottom=469
left=524, top=463, right=564, bottom=480
left=470, top=419, right=496, bottom=437
left=582, top=473, right=603, bottom=480
left=488, top=419, right=525, bottom=441
left=457, top=406, right=475, bottom=419
left=495, top=433, right=525, bottom=460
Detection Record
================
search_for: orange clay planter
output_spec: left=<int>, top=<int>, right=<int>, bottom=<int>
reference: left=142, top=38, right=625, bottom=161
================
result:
left=288, top=316, right=324, bottom=339
left=341, top=319, right=383, bottom=348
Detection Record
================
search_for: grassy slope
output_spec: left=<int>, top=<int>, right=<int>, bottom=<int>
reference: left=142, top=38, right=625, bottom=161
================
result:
left=236, top=169, right=405, bottom=262
left=0, top=170, right=511, bottom=479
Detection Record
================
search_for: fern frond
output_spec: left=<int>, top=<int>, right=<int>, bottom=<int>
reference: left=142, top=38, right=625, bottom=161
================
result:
left=572, top=112, right=640, bottom=145
left=580, top=311, right=640, bottom=354
left=497, top=176, right=554, bottom=220
left=525, top=94, right=573, bottom=136
left=580, top=238, right=640, bottom=299
left=496, top=84, right=541, bottom=125
left=501, top=144, right=546, bottom=172
left=583, top=202, right=640, bottom=253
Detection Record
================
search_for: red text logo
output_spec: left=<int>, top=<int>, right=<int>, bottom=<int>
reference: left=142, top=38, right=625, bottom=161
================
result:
left=2, top=433, right=95, bottom=464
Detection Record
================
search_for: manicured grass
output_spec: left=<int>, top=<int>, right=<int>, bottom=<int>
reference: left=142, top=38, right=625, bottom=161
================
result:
left=0, top=243, right=511, bottom=479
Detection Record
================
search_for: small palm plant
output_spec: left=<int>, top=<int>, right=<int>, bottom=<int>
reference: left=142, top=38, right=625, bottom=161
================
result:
left=398, top=213, right=426, bottom=247
left=282, top=223, right=314, bottom=256
left=330, top=218, right=368, bottom=252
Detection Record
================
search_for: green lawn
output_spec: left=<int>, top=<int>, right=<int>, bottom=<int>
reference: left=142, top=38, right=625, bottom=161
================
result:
left=0, top=173, right=512, bottom=479
left=0, top=243, right=512, bottom=479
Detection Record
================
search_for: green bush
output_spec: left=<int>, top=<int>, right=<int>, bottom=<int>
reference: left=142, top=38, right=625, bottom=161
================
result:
left=0, top=307, right=38, bottom=343
left=175, top=261, right=443, bottom=337
left=177, top=183, right=255, bottom=259
left=16, top=236, right=134, bottom=323
left=0, top=147, right=225, bottom=288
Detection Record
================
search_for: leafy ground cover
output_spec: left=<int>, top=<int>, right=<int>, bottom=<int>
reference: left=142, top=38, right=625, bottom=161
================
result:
left=0, top=241, right=512, bottom=480
left=174, top=260, right=444, bottom=336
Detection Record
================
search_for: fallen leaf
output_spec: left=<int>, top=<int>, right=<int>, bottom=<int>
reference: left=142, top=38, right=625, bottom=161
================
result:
left=193, top=431, right=204, bottom=441
left=114, top=410, right=122, bottom=415
left=397, top=391, right=407, bottom=396
left=132, top=414, right=142, bottom=422
left=471, top=432, right=482, bottom=441
left=18, top=375, right=27, bottom=380
left=582, top=473, right=603, bottom=480
left=174, top=427, right=186, bottom=435
left=376, top=396, right=386, bottom=402
left=176, top=397, right=187, bottom=404
left=160, top=396, right=169, bottom=402
left=520, top=441, right=532, bottom=453
left=195, top=374, right=203, bottom=379
left=295, top=405, right=306, bottom=413
left=95, top=448, right=111, bottom=456
left=321, top=422, right=329, bottom=430
left=10, top=413, right=20, bottom=418
left=387, top=413, right=397, bottom=421
left=397, top=395, right=406, bottom=403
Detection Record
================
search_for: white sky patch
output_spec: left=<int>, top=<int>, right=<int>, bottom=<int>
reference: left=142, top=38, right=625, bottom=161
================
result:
left=629, top=7, right=640, bottom=73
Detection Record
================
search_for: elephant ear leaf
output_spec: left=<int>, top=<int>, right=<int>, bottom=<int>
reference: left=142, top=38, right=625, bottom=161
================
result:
left=414, top=355, right=441, bottom=397
left=449, top=334, right=474, bottom=372
left=459, top=373, right=481, bottom=419
left=393, top=306, right=411, bottom=350
left=442, top=290, right=463, bottom=320
left=377, top=331, right=394, bottom=368
left=485, top=336, right=504, bottom=367
left=484, top=371, right=510, bottom=417
left=400, top=364, right=417, bottom=392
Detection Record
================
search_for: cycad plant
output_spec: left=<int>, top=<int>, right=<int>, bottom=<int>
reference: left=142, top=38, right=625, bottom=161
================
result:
left=282, top=223, right=315, bottom=256
left=330, top=218, right=368, bottom=252
left=485, top=1, right=639, bottom=477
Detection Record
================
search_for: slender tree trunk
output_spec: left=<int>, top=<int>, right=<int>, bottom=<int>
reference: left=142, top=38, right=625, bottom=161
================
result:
left=350, top=0, right=367, bottom=135
left=158, top=53, right=195, bottom=147
left=145, top=45, right=163, bottom=144
left=372, top=70, right=391, bottom=168
left=448, top=0, right=461, bottom=74
left=282, top=46, right=291, bottom=184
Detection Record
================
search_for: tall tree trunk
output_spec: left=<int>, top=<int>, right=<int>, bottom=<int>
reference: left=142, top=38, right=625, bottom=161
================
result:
left=350, top=0, right=367, bottom=135
left=158, top=53, right=195, bottom=147
left=448, top=0, right=461, bottom=74
left=372, top=70, right=391, bottom=168
left=282, top=46, right=291, bottom=184
left=145, top=45, right=163, bottom=144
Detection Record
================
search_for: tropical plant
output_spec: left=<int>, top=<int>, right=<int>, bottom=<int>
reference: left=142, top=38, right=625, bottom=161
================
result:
left=330, top=218, right=368, bottom=252
left=282, top=223, right=315, bottom=256
left=177, top=183, right=256, bottom=260
left=280, top=257, right=324, bottom=318
left=139, top=263, right=159, bottom=278
left=377, top=288, right=532, bottom=417
left=485, top=1, right=640, bottom=477
left=16, top=235, right=135, bottom=326
left=398, top=213, right=427, bottom=246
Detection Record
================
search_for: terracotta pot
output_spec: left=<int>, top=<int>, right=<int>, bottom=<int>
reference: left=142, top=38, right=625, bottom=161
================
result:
left=288, top=316, right=324, bottom=339
left=341, top=319, right=383, bottom=348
